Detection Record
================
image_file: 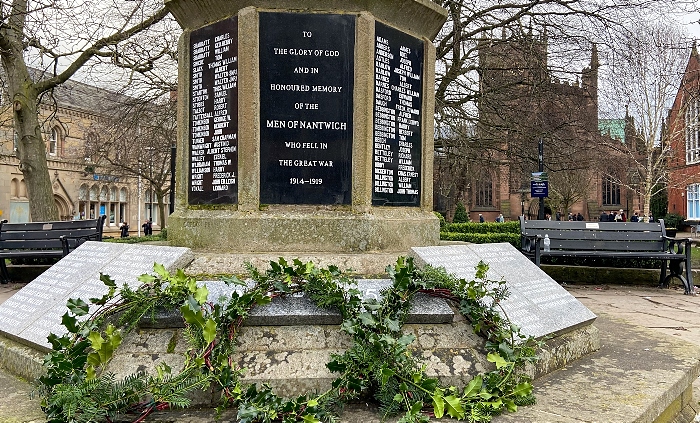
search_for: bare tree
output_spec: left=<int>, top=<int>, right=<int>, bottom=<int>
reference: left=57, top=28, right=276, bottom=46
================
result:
left=431, top=0, right=677, bottom=215
left=0, top=0, right=172, bottom=221
left=599, top=20, right=689, bottom=221
left=84, top=95, right=176, bottom=229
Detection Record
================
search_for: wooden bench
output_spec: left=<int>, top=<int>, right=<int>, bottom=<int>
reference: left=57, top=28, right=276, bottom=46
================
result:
left=0, top=215, right=106, bottom=283
left=519, top=216, right=694, bottom=295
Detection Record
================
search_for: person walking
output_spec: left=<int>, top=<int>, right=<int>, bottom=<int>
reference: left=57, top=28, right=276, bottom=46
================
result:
left=120, top=222, right=130, bottom=238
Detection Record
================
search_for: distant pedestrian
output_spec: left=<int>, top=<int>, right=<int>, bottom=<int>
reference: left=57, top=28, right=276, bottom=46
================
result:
left=555, top=211, right=561, bottom=221
left=142, top=218, right=153, bottom=236
left=120, top=222, right=130, bottom=238
left=576, top=213, right=584, bottom=221
left=479, top=213, right=484, bottom=223
left=630, top=212, right=639, bottom=222
left=600, top=210, right=609, bottom=222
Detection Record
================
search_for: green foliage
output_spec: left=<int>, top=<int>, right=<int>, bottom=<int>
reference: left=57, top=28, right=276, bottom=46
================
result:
left=434, top=212, right=447, bottom=229
left=662, top=213, right=684, bottom=229
left=105, top=233, right=167, bottom=244
left=444, top=221, right=520, bottom=235
left=650, top=186, right=668, bottom=222
left=453, top=202, right=469, bottom=223
left=441, top=232, right=520, bottom=247
left=39, top=258, right=537, bottom=423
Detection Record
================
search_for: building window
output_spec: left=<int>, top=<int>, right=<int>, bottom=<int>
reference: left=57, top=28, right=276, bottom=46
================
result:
left=602, top=175, right=620, bottom=205
left=686, top=99, right=700, bottom=164
left=13, top=131, right=18, bottom=152
left=49, top=127, right=58, bottom=156
left=688, top=184, right=700, bottom=219
left=475, top=175, right=493, bottom=207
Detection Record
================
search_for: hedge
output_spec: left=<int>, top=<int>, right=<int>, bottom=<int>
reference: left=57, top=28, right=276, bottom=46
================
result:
left=440, top=231, right=520, bottom=247
left=443, top=221, right=520, bottom=234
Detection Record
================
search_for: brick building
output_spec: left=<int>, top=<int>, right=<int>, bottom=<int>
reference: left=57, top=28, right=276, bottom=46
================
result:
left=435, top=28, right=639, bottom=222
left=668, top=43, right=700, bottom=221
left=0, top=72, right=168, bottom=235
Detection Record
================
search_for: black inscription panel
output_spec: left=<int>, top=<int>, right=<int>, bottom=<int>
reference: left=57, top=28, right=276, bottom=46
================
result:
left=259, top=13, right=355, bottom=204
left=372, top=22, right=424, bottom=206
left=188, top=17, right=239, bottom=205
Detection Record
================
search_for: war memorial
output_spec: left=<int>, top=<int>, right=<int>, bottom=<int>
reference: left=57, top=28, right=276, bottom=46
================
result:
left=0, top=1, right=698, bottom=422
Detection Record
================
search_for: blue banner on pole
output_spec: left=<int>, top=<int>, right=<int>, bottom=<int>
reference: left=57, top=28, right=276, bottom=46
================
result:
left=531, top=181, right=548, bottom=198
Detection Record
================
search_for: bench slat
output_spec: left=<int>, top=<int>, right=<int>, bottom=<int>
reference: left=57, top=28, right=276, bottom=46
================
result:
left=0, top=228, right=102, bottom=241
left=544, top=239, right=666, bottom=252
left=521, top=230, right=663, bottom=242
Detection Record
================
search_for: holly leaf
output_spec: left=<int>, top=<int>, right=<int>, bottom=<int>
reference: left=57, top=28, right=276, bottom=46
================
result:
left=444, top=395, right=465, bottom=419
left=432, top=391, right=444, bottom=418
left=194, top=285, right=209, bottom=305
left=463, top=375, right=482, bottom=398
left=61, top=312, right=79, bottom=334
left=66, top=298, right=89, bottom=316
left=487, top=352, right=509, bottom=369
left=203, top=318, right=217, bottom=344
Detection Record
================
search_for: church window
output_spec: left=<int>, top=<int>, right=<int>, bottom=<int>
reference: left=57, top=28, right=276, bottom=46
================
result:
left=475, top=175, right=493, bottom=207
left=49, top=127, right=59, bottom=156
left=602, top=175, right=620, bottom=206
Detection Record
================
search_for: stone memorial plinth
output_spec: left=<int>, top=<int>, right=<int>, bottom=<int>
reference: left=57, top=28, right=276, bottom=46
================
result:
left=0, top=242, right=194, bottom=351
left=164, top=0, right=447, bottom=252
left=411, top=243, right=598, bottom=339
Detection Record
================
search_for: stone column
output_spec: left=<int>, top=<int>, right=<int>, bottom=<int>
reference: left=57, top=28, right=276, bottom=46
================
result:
left=166, top=0, right=447, bottom=253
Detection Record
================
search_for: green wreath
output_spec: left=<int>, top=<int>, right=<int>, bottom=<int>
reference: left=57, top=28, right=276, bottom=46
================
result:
left=38, top=257, right=537, bottom=423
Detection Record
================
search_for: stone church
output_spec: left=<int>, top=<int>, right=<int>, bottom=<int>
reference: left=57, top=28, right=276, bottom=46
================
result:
left=0, top=72, right=168, bottom=235
left=434, top=28, right=639, bottom=222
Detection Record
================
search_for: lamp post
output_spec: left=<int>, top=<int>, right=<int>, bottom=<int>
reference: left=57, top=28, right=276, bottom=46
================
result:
left=137, top=160, right=142, bottom=237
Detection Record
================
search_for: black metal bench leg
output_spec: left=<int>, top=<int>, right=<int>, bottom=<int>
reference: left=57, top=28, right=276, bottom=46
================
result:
left=668, top=259, right=694, bottom=295
left=659, top=260, right=668, bottom=288
left=686, top=253, right=695, bottom=295
left=0, top=260, right=9, bottom=284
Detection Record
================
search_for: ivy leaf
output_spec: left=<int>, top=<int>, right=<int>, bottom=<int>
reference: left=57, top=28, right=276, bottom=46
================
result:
left=61, top=312, right=79, bottom=334
left=194, top=285, right=209, bottom=304
left=203, top=318, right=217, bottom=344
left=444, top=395, right=465, bottom=419
left=487, top=352, right=509, bottom=369
left=66, top=298, right=89, bottom=316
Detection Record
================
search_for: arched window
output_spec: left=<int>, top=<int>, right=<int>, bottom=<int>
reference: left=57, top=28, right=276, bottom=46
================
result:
left=475, top=175, right=493, bottom=207
left=602, top=175, right=620, bottom=206
left=49, top=128, right=59, bottom=156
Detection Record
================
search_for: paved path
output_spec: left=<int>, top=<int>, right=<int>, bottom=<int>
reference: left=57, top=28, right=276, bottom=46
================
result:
left=1, top=281, right=700, bottom=422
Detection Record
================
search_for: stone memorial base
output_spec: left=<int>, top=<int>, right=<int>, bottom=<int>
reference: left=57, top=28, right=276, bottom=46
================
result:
left=104, top=317, right=599, bottom=401
left=168, top=207, right=439, bottom=253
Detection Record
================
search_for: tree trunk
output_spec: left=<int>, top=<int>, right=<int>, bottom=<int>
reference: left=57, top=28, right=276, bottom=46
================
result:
left=0, top=33, right=59, bottom=222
